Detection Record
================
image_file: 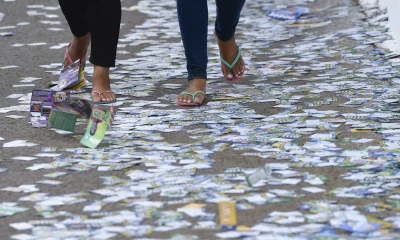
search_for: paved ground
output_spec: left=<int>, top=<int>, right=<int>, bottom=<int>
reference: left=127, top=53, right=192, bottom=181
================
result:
left=1, top=0, right=400, bottom=239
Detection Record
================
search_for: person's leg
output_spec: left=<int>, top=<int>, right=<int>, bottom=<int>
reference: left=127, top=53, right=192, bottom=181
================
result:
left=58, top=0, right=91, bottom=68
left=89, top=0, right=121, bottom=102
left=215, top=0, right=246, bottom=81
left=176, top=0, right=208, bottom=105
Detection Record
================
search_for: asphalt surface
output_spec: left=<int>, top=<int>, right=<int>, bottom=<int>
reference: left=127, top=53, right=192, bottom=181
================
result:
left=0, top=0, right=398, bottom=239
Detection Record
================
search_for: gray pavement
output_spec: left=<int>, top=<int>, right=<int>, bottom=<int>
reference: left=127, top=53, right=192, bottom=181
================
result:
left=1, top=0, right=400, bottom=239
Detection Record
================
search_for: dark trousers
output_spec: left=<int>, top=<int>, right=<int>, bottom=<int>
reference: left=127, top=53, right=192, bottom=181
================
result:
left=58, top=0, right=121, bottom=67
left=177, top=0, right=245, bottom=80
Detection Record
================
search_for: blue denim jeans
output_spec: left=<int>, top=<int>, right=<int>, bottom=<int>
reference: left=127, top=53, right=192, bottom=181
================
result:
left=177, top=0, right=246, bottom=81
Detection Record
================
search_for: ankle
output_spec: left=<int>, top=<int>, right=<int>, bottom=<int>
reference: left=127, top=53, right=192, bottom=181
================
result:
left=217, top=37, right=236, bottom=48
left=93, top=66, right=110, bottom=80
left=71, top=34, right=90, bottom=51
left=94, top=65, right=109, bottom=72
left=188, top=78, right=206, bottom=88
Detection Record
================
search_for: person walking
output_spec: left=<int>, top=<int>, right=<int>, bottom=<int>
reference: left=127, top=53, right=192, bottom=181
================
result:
left=176, top=0, right=246, bottom=106
left=58, top=0, right=121, bottom=103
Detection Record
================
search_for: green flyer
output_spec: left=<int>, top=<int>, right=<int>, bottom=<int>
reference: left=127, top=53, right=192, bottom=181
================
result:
left=0, top=203, right=29, bottom=217
left=48, top=110, right=78, bottom=132
left=80, top=107, right=109, bottom=149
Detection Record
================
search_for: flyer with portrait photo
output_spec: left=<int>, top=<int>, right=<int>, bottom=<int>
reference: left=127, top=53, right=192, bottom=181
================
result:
left=80, top=107, right=110, bottom=149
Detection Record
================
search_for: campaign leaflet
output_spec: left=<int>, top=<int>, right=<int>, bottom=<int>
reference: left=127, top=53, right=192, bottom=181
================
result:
left=48, top=110, right=79, bottom=132
left=30, top=90, right=70, bottom=127
left=51, top=99, right=93, bottom=119
left=80, top=106, right=110, bottom=149
left=266, top=7, right=309, bottom=21
left=56, top=59, right=86, bottom=91
left=107, top=105, right=117, bottom=129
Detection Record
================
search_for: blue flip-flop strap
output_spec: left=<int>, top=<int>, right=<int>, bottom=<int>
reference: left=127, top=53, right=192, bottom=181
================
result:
left=220, top=46, right=242, bottom=69
left=180, top=91, right=206, bottom=100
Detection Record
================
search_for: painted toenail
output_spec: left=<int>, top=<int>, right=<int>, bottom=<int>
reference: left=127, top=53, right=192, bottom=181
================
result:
left=227, top=74, right=233, bottom=79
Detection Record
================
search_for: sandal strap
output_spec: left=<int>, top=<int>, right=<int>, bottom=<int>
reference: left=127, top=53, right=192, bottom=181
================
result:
left=220, top=46, right=242, bottom=69
left=100, top=90, right=114, bottom=94
left=92, top=90, right=114, bottom=95
left=65, top=42, right=74, bottom=65
left=65, top=42, right=87, bottom=68
left=92, top=91, right=101, bottom=96
left=180, top=91, right=206, bottom=100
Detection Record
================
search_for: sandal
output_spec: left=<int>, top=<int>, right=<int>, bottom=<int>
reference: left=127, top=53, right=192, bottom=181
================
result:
left=220, top=45, right=245, bottom=81
left=177, top=91, right=206, bottom=106
left=92, top=90, right=117, bottom=104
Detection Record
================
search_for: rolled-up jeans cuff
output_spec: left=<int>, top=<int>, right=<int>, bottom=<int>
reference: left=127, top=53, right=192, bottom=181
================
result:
left=215, top=30, right=235, bottom=42
left=71, top=29, right=90, bottom=38
left=89, top=55, right=116, bottom=68
left=188, top=74, right=207, bottom=81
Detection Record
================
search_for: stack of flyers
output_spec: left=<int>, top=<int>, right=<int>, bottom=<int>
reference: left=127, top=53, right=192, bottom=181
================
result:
left=30, top=90, right=70, bottom=127
left=266, top=7, right=309, bottom=21
left=55, top=59, right=86, bottom=91
left=80, top=106, right=116, bottom=149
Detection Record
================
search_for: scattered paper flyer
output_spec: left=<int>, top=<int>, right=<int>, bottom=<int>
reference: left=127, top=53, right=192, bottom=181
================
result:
left=80, top=106, right=110, bottom=149
left=266, top=7, right=309, bottom=20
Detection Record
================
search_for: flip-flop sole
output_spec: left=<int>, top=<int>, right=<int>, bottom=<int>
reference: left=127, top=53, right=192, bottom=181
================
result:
left=176, top=97, right=207, bottom=106
left=176, top=101, right=202, bottom=106
left=93, top=100, right=117, bottom=105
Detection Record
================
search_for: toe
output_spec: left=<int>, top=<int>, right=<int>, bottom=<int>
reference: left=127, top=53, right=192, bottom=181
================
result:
left=104, top=93, right=114, bottom=102
left=222, top=66, right=233, bottom=80
left=193, top=97, right=203, bottom=105
left=92, top=93, right=101, bottom=103
left=240, top=58, right=246, bottom=72
left=177, top=94, right=187, bottom=102
left=183, top=94, right=192, bottom=103
left=221, top=63, right=233, bottom=80
left=238, top=58, right=244, bottom=73
left=193, top=94, right=205, bottom=105
left=233, top=64, right=241, bottom=80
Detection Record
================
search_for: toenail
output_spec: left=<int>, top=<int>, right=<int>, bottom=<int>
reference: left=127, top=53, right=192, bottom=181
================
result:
left=227, top=74, right=233, bottom=79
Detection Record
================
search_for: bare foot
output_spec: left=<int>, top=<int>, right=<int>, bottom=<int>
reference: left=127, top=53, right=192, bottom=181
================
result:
left=217, top=36, right=245, bottom=81
left=177, top=78, right=206, bottom=105
left=91, top=66, right=116, bottom=103
left=63, top=33, right=91, bottom=69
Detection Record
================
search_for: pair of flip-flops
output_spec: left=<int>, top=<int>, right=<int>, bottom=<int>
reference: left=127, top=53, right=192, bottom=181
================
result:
left=177, top=46, right=244, bottom=106
left=63, top=43, right=116, bottom=104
